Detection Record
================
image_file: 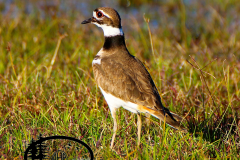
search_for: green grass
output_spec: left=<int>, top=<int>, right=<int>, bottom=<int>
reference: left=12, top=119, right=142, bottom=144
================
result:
left=0, top=0, right=240, bottom=159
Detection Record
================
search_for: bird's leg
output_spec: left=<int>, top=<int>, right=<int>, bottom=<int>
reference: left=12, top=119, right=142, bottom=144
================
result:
left=145, top=113, right=151, bottom=143
left=110, top=107, right=117, bottom=149
left=137, top=113, right=142, bottom=146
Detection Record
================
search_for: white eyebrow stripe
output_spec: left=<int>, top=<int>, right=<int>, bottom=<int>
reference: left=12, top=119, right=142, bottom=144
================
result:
left=93, top=10, right=110, bottom=19
left=98, top=9, right=111, bottom=18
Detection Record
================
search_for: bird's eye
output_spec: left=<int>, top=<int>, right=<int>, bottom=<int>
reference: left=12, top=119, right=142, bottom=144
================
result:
left=96, top=11, right=103, bottom=18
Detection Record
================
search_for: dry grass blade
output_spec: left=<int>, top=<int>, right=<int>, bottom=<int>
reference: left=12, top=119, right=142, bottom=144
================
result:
left=187, top=55, right=216, bottom=107
left=47, top=33, right=68, bottom=79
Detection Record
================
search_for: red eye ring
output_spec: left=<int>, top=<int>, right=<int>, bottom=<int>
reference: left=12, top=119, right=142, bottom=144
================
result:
left=96, top=11, right=103, bottom=18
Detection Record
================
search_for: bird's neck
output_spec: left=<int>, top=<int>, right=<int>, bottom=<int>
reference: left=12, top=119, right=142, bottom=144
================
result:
left=103, top=35, right=126, bottom=50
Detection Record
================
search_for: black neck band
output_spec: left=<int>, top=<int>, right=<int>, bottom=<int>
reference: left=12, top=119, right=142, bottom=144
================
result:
left=103, top=35, right=126, bottom=50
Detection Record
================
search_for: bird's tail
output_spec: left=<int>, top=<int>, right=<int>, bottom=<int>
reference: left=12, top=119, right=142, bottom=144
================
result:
left=138, top=105, right=187, bottom=133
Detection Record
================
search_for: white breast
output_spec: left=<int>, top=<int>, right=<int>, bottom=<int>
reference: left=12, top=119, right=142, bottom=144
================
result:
left=92, top=58, right=101, bottom=65
left=99, top=87, right=139, bottom=113
left=92, top=48, right=104, bottom=65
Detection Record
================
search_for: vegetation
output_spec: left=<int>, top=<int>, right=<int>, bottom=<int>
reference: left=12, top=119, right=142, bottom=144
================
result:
left=0, top=0, right=239, bottom=159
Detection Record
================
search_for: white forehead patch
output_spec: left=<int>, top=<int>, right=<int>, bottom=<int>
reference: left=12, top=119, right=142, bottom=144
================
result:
left=93, top=11, right=97, bottom=18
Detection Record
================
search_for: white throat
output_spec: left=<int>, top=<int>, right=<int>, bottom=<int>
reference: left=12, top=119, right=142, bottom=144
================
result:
left=94, top=23, right=124, bottom=37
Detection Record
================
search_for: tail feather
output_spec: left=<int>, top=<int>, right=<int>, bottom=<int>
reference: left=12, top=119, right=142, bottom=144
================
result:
left=139, top=105, right=187, bottom=133
left=170, top=111, right=184, bottom=122
left=154, top=110, right=187, bottom=133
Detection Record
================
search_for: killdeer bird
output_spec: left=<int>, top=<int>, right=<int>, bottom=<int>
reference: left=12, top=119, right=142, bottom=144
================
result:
left=82, top=7, right=186, bottom=148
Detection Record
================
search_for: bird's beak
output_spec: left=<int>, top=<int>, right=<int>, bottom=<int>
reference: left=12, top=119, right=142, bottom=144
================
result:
left=81, top=18, right=93, bottom=24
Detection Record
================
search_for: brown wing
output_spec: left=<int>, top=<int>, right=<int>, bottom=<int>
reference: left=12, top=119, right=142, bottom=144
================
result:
left=93, top=52, right=164, bottom=111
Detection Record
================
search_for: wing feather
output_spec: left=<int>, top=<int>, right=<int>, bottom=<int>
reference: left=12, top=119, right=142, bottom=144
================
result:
left=93, top=53, right=164, bottom=111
